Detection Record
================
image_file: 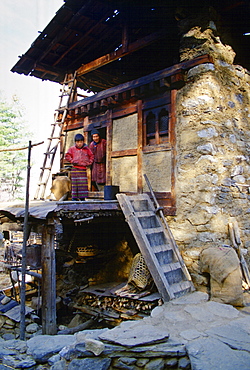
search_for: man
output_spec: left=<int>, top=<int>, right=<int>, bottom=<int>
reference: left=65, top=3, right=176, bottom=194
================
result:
left=65, top=133, right=94, bottom=201
left=89, top=129, right=106, bottom=191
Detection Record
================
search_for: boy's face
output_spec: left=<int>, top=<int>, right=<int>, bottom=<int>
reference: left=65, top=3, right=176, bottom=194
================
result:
left=75, top=140, right=84, bottom=148
left=92, top=134, right=100, bottom=143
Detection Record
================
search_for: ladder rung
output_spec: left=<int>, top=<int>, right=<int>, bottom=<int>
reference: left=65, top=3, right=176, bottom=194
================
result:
left=48, top=137, right=61, bottom=140
left=55, top=107, right=67, bottom=111
left=44, top=151, right=56, bottom=155
left=162, top=262, right=181, bottom=274
left=136, top=211, right=155, bottom=217
left=40, top=167, right=51, bottom=170
left=151, top=244, right=172, bottom=252
left=144, top=227, right=163, bottom=234
left=170, top=281, right=192, bottom=295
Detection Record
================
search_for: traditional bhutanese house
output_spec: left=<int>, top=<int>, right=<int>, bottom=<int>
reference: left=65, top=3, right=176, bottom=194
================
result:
left=1, top=0, right=250, bottom=334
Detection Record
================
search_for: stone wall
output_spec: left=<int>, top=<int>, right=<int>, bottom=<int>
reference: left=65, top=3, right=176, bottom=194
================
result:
left=167, top=24, right=250, bottom=285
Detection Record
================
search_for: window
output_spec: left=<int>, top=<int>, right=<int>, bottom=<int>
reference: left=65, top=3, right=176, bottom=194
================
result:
left=144, top=105, right=170, bottom=145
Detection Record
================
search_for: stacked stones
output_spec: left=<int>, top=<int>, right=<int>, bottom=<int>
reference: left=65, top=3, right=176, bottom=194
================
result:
left=167, top=19, right=250, bottom=285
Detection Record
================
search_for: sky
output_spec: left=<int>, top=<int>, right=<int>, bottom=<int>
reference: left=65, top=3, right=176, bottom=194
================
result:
left=0, top=0, right=65, bottom=198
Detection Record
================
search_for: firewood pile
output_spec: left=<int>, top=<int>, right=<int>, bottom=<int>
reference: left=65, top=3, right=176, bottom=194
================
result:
left=73, top=286, right=162, bottom=325
left=69, top=253, right=160, bottom=324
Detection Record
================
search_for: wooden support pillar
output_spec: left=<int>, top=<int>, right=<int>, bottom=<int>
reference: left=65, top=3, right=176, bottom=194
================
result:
left=41, top=218, right=57, bottom=335
left=137, top=100, right=143, bottom=193
left=106, top=109, right=113, bottom=186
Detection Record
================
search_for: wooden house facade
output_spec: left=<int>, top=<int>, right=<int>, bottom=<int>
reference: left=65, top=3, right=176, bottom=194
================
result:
left=3, top=0, right=250, bottom=334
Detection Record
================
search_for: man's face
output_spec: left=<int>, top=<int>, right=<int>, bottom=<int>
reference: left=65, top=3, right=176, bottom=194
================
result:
left=92, top=134, right=100, bottom=143
left=75, top=140, right=84, bottom=148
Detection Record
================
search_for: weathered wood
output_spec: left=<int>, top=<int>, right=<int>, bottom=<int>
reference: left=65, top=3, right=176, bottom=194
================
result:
left=69, top=55, right=213, bottom=111
left=41, top=219, right=57, bottom=335
left=57, top=318, right=96, bottom=335
left=170, top=89, right=177, bottom=208
left=0, top=141, right=44, bottom=152
left=144, top=174, right=193, bottom=283
left=106, top=109, right=113, bottom=186
left=73, top=304, right=120, bottom=320
left=4, top=265, right=42, bottom=280
left=111, top=149, right=137, bottom=158
left=117, top=193, right=174, bottom=301
left=77, top=31, right=167, bottom=77
left=137, top=100, right=143, bottom=192
left=117, top=192, right=194, bottom=302
left=20, top=141, right=32, bottom=341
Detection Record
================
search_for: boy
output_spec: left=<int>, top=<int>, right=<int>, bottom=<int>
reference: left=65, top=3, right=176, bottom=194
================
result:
left=65, top=133, right=94, bottom=200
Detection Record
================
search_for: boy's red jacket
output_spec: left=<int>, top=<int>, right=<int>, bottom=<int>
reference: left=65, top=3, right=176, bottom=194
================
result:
left=65, top=145, right=94, bottom=169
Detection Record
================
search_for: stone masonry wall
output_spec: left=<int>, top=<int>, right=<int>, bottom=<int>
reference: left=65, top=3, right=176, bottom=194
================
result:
left=167, top=25, right=250, bottom=286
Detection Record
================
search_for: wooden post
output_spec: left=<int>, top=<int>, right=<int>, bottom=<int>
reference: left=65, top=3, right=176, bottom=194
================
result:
left=106, top=109, right=113, bottom=186
left=20, top=141, right=32, bottom=340
left=170, top=89, right=177, bottom=209
left=137, top=100, right=143, bottom=193
left=41, top=218, right=57, bottom=335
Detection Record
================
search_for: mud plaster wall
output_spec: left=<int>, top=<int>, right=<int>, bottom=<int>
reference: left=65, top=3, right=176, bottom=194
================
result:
left=112, top=114, right=138, bottom=151
left=166, top=26, right=250, bottom=283
left=112, top=156, right=137, bottom=192
left=142, top=151, right=172, bottom=192
left=65, top=128, right=84, bottom=153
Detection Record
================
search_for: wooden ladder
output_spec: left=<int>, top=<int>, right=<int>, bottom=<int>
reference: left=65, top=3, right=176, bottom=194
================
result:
left=34, top=72, right=77, bottom=200
left=117, top=192, right=195, bottom=302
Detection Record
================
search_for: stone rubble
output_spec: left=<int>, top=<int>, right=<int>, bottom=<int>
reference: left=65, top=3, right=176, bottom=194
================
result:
left=0, top=292, right=248, bottom=369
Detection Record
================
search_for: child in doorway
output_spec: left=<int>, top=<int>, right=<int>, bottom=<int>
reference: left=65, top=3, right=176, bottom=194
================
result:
left=65, top=133, right=94, bottom=200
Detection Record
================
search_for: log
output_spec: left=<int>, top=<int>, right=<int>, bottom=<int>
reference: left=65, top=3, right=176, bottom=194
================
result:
left=57, top=317, right=96, bottom=335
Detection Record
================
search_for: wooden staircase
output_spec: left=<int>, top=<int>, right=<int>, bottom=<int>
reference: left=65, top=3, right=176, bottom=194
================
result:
left=117, top=193, right=195, bottom=302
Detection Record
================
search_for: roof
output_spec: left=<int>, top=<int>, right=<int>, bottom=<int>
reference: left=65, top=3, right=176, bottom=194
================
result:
left=0, top=200, right=121, bottom=223
left=0, top=201, right=59, bottom=221
left=11, top=0, right=250, bottom=93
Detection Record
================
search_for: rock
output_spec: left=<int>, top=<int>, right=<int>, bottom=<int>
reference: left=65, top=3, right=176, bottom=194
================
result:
left=27, top=334, right=76, bottom=362
left=178, top=356, right=191, bottom=369
left=51, top=359, right=67, bottom=370
left=118, top=357, right=137, bottom=366
left=197, top=143, right=216, bottom=155
left=1, top=297, right=11, bottom=305
left=3, top=339, right=27, bottom=353
left=186, top=337, right=250, bottom=370
left=2, top=333, right=15, bottom=341
left=0, top=347, right=17, bottom=359
left=67, top=358, right=111, bottom=370
left=206, top=321, right=250, bottom=351
left=26, top=323, right=39, bottom=334
left=180, top=329, right=203, bottom=341
left=85, top=338, right=105, bottom=356
left=48, top=354, right=61, bottom=365
left=2, top=354, right=36, bottom=368
left=99, top=321, right=169, bottom=347
left=144, top=358, right=165, bottom=370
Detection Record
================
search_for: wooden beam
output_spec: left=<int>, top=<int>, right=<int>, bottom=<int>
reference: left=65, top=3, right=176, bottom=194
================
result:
left=77, top=30, right=167, bottom=76
left=70, top=55, right=213, bottom=110
left=137, top=100, right=143, bottom=193
left=41, top=219, right=57, bottom=335
left=111, top=149, right=137, bottom=158
left=106, top=109, right=113, bottom=186
left=53, top=9, right=116, bottom=68
left=170, top=89, right=177, bottom=209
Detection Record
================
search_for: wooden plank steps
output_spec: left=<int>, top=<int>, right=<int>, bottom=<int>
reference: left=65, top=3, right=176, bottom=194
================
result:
left=117, top=193, right=195, bottom=302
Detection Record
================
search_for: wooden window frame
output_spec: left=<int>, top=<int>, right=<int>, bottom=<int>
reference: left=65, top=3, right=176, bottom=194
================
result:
left=143, top=104, right=170, bottom=146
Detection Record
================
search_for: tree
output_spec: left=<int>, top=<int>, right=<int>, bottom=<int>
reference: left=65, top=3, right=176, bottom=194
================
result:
left=0, top=94, right=32, bottom=202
